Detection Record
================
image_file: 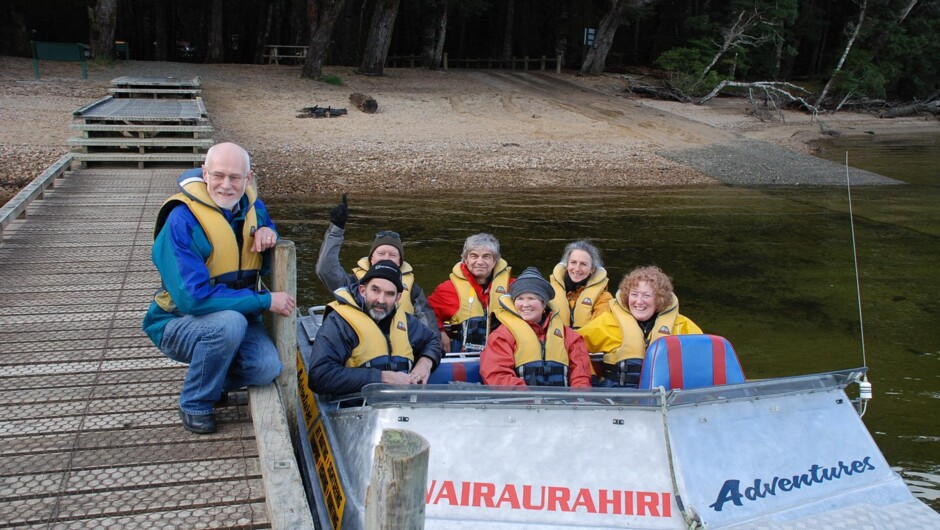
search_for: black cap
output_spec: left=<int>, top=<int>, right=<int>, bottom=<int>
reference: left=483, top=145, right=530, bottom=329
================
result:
left=360, top=259, right=404, bottom=292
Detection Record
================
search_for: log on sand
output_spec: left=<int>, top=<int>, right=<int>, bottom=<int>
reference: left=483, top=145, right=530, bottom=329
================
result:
left=350, top=92, right=378, bottom=113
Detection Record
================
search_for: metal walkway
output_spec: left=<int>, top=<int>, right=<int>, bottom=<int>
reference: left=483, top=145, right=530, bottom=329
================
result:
left=0, top=169, right=275, bottom=528
left=69, top=77, right=211, bottom=169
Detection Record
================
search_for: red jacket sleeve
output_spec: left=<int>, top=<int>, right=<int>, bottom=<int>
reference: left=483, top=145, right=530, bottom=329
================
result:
left=480, top=325, right=526, bottom=387
left=427, top=279, right=459, bottom=330
left=565, top=328, right=593, bottom=388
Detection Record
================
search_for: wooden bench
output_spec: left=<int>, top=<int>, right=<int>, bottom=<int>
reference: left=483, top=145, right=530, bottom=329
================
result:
left=264, top=45, right=308, bottom=65
left=31, top=41, right=88, bottom=79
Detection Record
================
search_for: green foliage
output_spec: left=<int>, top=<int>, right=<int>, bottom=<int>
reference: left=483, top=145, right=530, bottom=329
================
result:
left=834, top=60, right=887, bottom=100
left=877, top=13, right=940, bottom=99
left=318, top=73, right=344, bottom=86
left=654, top=47, right=724, bottom=96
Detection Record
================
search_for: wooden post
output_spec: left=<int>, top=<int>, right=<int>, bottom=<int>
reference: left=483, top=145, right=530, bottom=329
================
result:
left=271, top=240, right=299, bottom=442
left=524, top=55, right=529, bottom=71
left=541, top=55, right=546, bottom=70
left=443, top=52, right=448, bottom=70
left=556, top=53, right=563, bottom=74
left=364, top=429, right=430, bottom=529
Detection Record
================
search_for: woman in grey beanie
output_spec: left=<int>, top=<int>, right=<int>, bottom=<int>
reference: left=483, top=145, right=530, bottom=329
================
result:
left=480, top=267, right=592, bottom=388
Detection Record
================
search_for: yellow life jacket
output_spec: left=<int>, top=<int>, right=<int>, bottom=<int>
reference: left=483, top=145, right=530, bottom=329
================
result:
left=604, top=290, right=680, bottom=365
left=353, top=257, right=416, bottom=315
left=445, top=259, right=511, bottom=325
left=329, top=288, right=414, bottom=368
left=495, top=295, right=568, bottom=367
left=153, top=176, right=261, bottom=313
left=549, top=264, right=609, bottom=329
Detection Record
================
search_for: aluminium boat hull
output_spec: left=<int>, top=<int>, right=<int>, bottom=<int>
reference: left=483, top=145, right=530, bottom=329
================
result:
left=295, top=312, right=939, bottom=529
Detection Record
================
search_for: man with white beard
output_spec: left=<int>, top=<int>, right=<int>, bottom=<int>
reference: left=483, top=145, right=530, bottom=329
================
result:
left=307, top=260, right=441, bottom=397
left=143, top=142, right=294, bottom=434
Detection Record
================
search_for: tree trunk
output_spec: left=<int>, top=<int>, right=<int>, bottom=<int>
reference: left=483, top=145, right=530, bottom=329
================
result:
left=88, top=0, right=118, bottom=59
left=153, top=0, right=168, bottom=61
left=254, top=1, right=274, bottom=63
left=419, top=0, right=448, bottom=69
left=501, top=0, right=515, bottom=62
left=431, top=1, right=447, bottom=69
left=817, top=0, right=867, bottom=107
left=579, top=0, right=632, bottom=75
left=554, top=1, right=569, bottom=65
left=359, top=0, right=401, bottom=75
left=2, top=2, right=31, bottom=57
left=302, top=0, right=348, bottom=80
left=420, top=12, right=435, bottom=67
left=291, top=0, right=310, bottom=46
left=207, top=0, right=224, bottom=62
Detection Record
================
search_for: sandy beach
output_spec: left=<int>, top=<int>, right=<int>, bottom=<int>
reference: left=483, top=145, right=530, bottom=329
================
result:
left=1, top=55, right=936, bottom=203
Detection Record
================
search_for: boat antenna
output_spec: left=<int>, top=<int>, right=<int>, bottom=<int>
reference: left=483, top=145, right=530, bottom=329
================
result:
left=845, top=152, right=872, bottom=415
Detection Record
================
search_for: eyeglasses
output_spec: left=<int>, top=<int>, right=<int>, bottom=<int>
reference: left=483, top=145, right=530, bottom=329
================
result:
left=375, top=230, right=400, bottom=239
left=207, top=171, right=247, bottom=184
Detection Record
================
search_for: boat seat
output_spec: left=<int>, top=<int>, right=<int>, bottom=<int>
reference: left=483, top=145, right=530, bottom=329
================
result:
left=427, top=359, right=483, bottom=384
left=638, top=334, right=745, bottom=390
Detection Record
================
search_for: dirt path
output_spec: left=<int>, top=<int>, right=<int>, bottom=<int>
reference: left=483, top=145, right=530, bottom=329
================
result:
left=467, top=71, right=728, bottom=148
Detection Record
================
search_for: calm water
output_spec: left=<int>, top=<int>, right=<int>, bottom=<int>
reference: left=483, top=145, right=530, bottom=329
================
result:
left=269, top=132, right=939, bottom=510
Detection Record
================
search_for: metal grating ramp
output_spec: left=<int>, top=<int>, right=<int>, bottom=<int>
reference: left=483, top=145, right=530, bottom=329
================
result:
left=69, top=83, right=213, bottom=169
left=108, top=76, right=203, bottom=99
left=0, top=168, right=270, bottom=528
left=73, top=96, right=208, bottom=121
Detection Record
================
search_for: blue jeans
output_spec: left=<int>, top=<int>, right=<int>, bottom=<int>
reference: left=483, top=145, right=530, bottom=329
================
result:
left=159, top=310, right=283, bottom=415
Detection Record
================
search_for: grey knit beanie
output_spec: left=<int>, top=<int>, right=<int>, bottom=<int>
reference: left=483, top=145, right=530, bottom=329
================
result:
left=369, top=231, right=404, bottom=261
left=509, top=267, right=553, bottom=303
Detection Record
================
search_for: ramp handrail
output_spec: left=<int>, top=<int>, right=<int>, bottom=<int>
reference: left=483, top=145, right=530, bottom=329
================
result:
left=0, top=153, right=72, bottom=243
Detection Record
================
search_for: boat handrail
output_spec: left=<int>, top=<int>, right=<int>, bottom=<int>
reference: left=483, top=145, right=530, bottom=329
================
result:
left=351, top=368, right=867, bottom=409
left=665, top=367, right=867, bottom=406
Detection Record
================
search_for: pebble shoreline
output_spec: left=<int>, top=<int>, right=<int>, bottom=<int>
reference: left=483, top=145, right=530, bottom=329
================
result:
left=1, top=56, right=929, bottom=205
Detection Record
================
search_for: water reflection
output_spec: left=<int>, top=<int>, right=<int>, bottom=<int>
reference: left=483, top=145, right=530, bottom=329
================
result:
left=269, top=132, right=939, bottom=511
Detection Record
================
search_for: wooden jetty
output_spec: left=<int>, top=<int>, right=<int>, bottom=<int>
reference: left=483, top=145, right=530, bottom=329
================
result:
left=0, top=77, right=312, bottom=529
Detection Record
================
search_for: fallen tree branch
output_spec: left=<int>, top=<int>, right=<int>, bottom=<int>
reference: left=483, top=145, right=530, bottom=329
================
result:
left=879, top=99, right=940, bottom=118
left=697, top=80, right=819, bottom=114
left=629, top=85, right=692, bottom=102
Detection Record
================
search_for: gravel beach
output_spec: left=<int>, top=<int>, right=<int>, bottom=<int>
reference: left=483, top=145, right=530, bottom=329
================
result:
left=1, top=55, right=934, bottom=204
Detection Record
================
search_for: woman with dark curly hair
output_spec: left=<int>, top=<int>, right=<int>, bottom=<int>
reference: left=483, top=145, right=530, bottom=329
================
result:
left=577, top=265, right=701, bottom=387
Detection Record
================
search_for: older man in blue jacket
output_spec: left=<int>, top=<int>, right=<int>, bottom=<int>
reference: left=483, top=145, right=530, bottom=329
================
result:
left=143, top=142, right=295, bottom=434
left=308, top=260, right=441, bottom=397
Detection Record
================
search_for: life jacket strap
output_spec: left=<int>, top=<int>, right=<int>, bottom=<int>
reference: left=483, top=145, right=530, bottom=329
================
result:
left=602, top=359, right=643, bottom=388
left=364, top=357, right=412, bottom=373
left=210, top=272, right=259, bottom=291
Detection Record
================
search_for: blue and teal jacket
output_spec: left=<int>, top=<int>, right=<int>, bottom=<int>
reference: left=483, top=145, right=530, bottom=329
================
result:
left=142, top=169, right=277, bottom=346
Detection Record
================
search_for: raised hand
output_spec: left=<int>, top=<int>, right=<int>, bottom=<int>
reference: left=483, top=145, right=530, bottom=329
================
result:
left=329, top=193, right=348, bottom=229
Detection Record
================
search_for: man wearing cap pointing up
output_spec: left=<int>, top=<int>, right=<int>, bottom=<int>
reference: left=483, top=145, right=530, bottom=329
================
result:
left=307, top=260, right=441, bottom=397
left=480, top=267, right=592, bottom=388
left=316, top=193, right=437, bottom=327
